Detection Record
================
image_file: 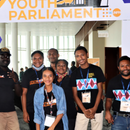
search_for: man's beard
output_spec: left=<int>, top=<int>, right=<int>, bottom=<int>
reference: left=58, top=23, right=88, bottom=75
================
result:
left=120, top=70, right=130, bottom=77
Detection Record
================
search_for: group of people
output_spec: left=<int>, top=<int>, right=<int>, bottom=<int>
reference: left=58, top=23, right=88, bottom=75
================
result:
left=0, top=46, right=130, bottom=130
left=19, top=67, right=28, bottom=81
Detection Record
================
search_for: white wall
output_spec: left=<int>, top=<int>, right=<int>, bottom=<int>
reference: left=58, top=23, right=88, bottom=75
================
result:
left=105, top=21, right=122, bottom=47
left=84, top=31, right=105, bottom=73
left=122, top=20, right=130, bottom=56
left=89, top=31, right=93, bottom=58
left=93, top=31, right=105, bottom=73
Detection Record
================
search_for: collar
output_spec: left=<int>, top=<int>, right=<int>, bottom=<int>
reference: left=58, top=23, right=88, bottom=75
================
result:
left=32, top=64, right=44, bottom=71
left=56, top=72, right=68, bottom=79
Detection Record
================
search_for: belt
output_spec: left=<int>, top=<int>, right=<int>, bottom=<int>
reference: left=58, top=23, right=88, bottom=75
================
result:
left=113, top=112, right=130, bottom=117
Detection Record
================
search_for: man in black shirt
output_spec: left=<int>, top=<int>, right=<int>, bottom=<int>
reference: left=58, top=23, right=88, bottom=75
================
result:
left=105, top=56, right=130, bottom=130
left=0, top=47, right=22, bottom=130
left=71, top=46, right=105, bottom=130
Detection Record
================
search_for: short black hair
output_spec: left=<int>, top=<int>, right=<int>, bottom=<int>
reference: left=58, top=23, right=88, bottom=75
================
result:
left=71, top=61, right=75, bottom=66
left=74, top=46, right=88, bottom=55
left=31, top=50, right=44, bottom=58
left=55, top=59, right=68, bottom=68
left=20, top=68, right=23, bottom=71
left=117, top=56, right=130, bottom=67
left=42, top=67, right=56, bottom=77
left=48, top=48, right=59, bottom=54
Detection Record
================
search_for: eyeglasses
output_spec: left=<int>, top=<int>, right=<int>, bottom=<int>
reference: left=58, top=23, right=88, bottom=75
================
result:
left=0, top=54, right=10, bottom=59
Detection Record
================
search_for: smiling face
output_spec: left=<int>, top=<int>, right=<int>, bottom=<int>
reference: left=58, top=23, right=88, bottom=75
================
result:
left=118, top=60, right=130, bottom=77
left=75, top=49, right=88, bottom=67
left=42, top=70, right=55, bottom=87
left=47, top=49, right=59, bottom=64
left=0, top=53, right=10, bottom=67
left=56, top=61, right=67, bottom=75
left=32, top=53, right=43, bottom=68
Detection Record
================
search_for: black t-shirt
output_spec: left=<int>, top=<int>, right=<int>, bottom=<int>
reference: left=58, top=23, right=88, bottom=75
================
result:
left=70, top=66, right=77, bottom=72
left=21, top=68, right=45, bottom=113
left=70, top=64, right=106, bottom=113
left=106, top=74, right=130, bottom=114
left=56, top=75, right=76, bottom=119
left=0, top=68, right=18, bottom=112
left=44, top=91, right=63, bottom=130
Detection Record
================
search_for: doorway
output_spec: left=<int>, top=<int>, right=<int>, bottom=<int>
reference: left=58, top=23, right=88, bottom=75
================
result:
left=105, top=47, right=121, bottom=93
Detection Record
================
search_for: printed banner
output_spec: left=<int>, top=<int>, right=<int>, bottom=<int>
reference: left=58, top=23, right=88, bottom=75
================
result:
left=0, top=0, right=129, bottom=22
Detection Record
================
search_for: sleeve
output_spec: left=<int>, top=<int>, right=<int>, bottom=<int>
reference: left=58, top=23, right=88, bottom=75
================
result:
left=21, top=71, right=29, bottom=89
left=95, top=66, right=106, bottom=83
left=106, top=80, right=115, bottom=98
left=33, top=90, right=42, bottom=124
left=57, top=88, right=67, bottom=116
left=70, top=71, right=77, bottom=87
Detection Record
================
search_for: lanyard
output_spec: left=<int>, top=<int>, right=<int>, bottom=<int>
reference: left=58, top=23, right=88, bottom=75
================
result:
left=35, top=69, right=43, bottom=88
left=45, top=89, right=53, bottom=115
left=80, top=67, right=89, bottom=88
left=121, top=75, right=130, bottom=96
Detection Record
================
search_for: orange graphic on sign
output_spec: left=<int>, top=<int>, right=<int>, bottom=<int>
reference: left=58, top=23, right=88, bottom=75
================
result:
left=0, top=0, right=6, bottom=8
left=113, top=8, right=121, bottom=17
left=57, top=0, right=73, bottom=5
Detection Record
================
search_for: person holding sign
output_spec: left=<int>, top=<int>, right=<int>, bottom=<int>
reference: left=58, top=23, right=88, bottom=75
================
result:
left=105, top=56, right=130, bottom=130
left=0, top=47, right=22, bottom=130
left=55, top=59, right=77, bottom=130
left=34, top=67, right=68, bottom=130
left=71, top=46, right=105, bottom=130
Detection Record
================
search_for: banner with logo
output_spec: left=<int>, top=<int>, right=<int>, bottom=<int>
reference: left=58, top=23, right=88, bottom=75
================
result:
left=0, top=0, right=129, bottom=22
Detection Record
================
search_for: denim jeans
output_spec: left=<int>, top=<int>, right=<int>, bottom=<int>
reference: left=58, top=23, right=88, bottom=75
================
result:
left=111, top=115, right=130, bottom=130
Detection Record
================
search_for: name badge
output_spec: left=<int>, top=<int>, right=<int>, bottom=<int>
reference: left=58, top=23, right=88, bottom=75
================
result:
left=52, top=99, right=56, bottom=103
left=120, top=101, right=130, bottom=112
left=82, top=92, right=91, bottom=103
left=44, top=115, right=55, bottom=127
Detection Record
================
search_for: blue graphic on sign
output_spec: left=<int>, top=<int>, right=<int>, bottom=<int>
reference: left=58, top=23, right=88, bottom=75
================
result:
left=122, top=0, right=130, bottom=3
left=0, top=37, right=2, bottom=43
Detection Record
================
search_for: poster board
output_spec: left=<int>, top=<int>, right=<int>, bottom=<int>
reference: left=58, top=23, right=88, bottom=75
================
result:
left=88, top=58, right=100, bottom=66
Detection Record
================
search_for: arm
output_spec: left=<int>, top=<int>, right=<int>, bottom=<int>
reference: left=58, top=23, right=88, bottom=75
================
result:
left=36, top=123, right=40, bottom=130
left=72, top=87, right=91, bottom=118
left=105, top=98, right=114, bottom=124
left=14, top=83, right=22, bottom=96
left=22, top=87, right=30, bottom=123
left=48, top=114, right=64, bottom=130
left=34, top=90, right=42, bottom=125
left=8, top=69, right=22, bottom=96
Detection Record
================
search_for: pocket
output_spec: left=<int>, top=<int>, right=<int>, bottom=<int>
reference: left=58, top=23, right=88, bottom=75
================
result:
left=93, top=111, right=103, bottom=123
left=113, top=115, right=118, bottom=121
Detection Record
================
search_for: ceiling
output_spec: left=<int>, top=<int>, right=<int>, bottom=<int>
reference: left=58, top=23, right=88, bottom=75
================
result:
left=6, top=21, right=86, bottom=36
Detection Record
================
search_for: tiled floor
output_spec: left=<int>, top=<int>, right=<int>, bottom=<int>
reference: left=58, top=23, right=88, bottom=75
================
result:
left=16, top=98, right=111, bottom=130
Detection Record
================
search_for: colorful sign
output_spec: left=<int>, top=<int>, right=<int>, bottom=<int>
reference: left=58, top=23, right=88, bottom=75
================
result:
left=0, top=0, right=129, bottom=22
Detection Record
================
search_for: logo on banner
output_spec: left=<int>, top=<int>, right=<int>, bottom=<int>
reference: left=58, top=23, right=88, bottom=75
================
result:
left=0, top=0, right=6, bottom=8
left=102, top=8, right=121, bottom=17
left=113, top=8, right=121, bottom=17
